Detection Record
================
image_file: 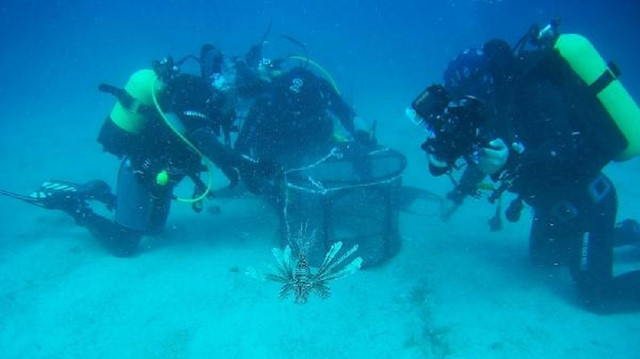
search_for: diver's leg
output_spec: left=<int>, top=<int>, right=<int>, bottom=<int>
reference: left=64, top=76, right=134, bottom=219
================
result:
left=605, top=270, right=640, bottom=313
left=79, top=159, right=173, bottom=256
left=571, top=176, right=640, bottom=312
left=29, top=179, right=141, bottom=256
left=113, top=158, right=173, bottom=239
left=75, top=209, right=142, bottom=257
left=147, top=186, right=173, bottom=234
left=76, top=178, right=142, bottom=257
left=529, top=205, right=576, bottom=267
left=78, top=180, right=116, bottom=210
left=567, top=179, right=616, bottom=308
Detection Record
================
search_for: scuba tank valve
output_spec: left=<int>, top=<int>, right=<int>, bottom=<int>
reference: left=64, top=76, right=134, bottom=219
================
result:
left=537, top=17, right=561, bottom=44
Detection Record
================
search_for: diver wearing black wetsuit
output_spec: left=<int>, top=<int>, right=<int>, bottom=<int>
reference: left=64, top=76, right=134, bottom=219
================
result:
left=235, top=66, right=359, bottom=168
left=27, top=56, right=269, bottom=257
left=416, top=35, right=640, bottom=313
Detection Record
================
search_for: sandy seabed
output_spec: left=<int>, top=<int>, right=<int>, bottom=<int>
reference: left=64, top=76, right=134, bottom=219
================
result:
left=0, top=119, right=639, bottom=359
left=1, top=176, right=639, bottom=358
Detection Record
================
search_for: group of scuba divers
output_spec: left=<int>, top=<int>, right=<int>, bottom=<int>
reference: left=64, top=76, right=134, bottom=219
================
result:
left=4, top=19, right=640, bottom=313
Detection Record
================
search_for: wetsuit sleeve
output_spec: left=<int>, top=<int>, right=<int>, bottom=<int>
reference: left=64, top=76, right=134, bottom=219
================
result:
left=187, top=127, right=243, bottom=187
left=319, top=80, right=379, bottom=147
left=320, top=80, right=356, bottom=134
left=446, top=164, right=486, bottom=204
left=187, top=127, right=279, bottom=193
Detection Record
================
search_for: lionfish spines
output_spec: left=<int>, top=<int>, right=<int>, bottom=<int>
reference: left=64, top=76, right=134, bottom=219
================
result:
left=265, top=242, right=363, bottom=304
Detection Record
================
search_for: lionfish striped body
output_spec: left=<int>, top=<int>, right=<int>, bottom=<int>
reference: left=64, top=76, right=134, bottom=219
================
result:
left=265, top=242, right=363, bottom=304
left=292, top=254, right=313, bottom=303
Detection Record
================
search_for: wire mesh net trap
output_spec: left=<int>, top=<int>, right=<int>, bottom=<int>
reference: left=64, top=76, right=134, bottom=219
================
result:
left=280, top=145, right=407, bottom=268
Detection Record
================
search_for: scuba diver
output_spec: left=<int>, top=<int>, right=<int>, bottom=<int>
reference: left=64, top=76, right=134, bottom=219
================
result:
left=220, top=22, right=376, bottom=170
left=1, top=46, right=273, bottom=257
left=235, top=60, right=376, bottom=170
left=407, top=19, right=640, bottom=313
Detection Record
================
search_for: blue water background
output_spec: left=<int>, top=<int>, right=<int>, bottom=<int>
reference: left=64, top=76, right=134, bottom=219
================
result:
left=1, top=0, right=638, bottom=136
left=1, top=0, right=637, bottom=188
left=1, top=0, right=640, bottom=358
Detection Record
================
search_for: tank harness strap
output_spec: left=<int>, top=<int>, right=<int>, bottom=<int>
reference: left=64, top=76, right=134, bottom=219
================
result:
left=589, top=61, right=621, bottom=95
left=98, top=83, right=156, bottom=118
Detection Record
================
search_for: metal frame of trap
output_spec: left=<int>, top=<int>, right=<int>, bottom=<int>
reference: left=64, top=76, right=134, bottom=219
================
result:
left=279, top=146, right=407, bottom=268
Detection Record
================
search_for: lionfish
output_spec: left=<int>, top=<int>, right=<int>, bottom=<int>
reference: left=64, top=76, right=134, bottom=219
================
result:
left=264, top=241, right=363, bottom=304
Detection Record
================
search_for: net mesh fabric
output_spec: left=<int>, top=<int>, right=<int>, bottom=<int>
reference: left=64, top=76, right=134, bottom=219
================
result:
left=280, top=146, right=406, bottom=268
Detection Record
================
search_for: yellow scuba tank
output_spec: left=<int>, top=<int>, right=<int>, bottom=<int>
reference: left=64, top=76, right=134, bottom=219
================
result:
left=99, top=67, right=214, bottom=206
left=108, top=69, right=163, bottom=134
left=554, top=34, right=640, bottom=161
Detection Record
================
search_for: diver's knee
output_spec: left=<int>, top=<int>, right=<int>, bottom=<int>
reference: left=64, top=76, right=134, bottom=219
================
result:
left=104, top=228, right=142, bottom=258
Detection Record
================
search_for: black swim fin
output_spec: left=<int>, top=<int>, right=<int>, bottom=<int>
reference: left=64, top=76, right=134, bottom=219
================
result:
left=0, top=180, right=115, bottom=211
left=0, top=187, right=47, bottom=207
left=0, top=180, right=86, bottom=212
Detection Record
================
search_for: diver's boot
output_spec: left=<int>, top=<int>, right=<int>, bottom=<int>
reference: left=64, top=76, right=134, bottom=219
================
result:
left=31, top=180, right=115, bottom=211
left=28, top=180, right=141, bottom=256
left=78, top=180, right=116, bottom=210
left=29, top=180, right=94, bottom=222
left=614, top=219, right=640, bottom=247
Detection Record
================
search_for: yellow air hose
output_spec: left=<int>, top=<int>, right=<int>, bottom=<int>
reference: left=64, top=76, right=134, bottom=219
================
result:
left=146, top=55, right=341, bottom=204
left=150, top=80, right=213, bottom=204
left=288, top=55, right=341, bottom=95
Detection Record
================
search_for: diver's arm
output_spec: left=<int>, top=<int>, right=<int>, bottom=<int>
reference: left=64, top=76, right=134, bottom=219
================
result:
left=446, top=164, right=486, bottom=205
left=188, top=127, right=279, bottom=193
left=439, top=164, right=486, bottom=221
left=326, top=89, right=380, bottom=146
left=329, top=95, right=357, bottom=134
left=187, top=127, right=243, bottom=187
left=316, top=78, right=356, bottom=134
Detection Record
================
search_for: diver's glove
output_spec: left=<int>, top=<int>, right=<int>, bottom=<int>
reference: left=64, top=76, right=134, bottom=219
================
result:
left=218, top=163, right=240, bottom=189
left=477, top=138, right=509, bottom=175
left=440, top=164, right=486, bottom=222
left=352, top=117, right=377, bottom=147
left=188, top=127, right=241, bottom=188
left=427, top=154, right=450, bottom=177
left=220, top=166, right=240, bottom=188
